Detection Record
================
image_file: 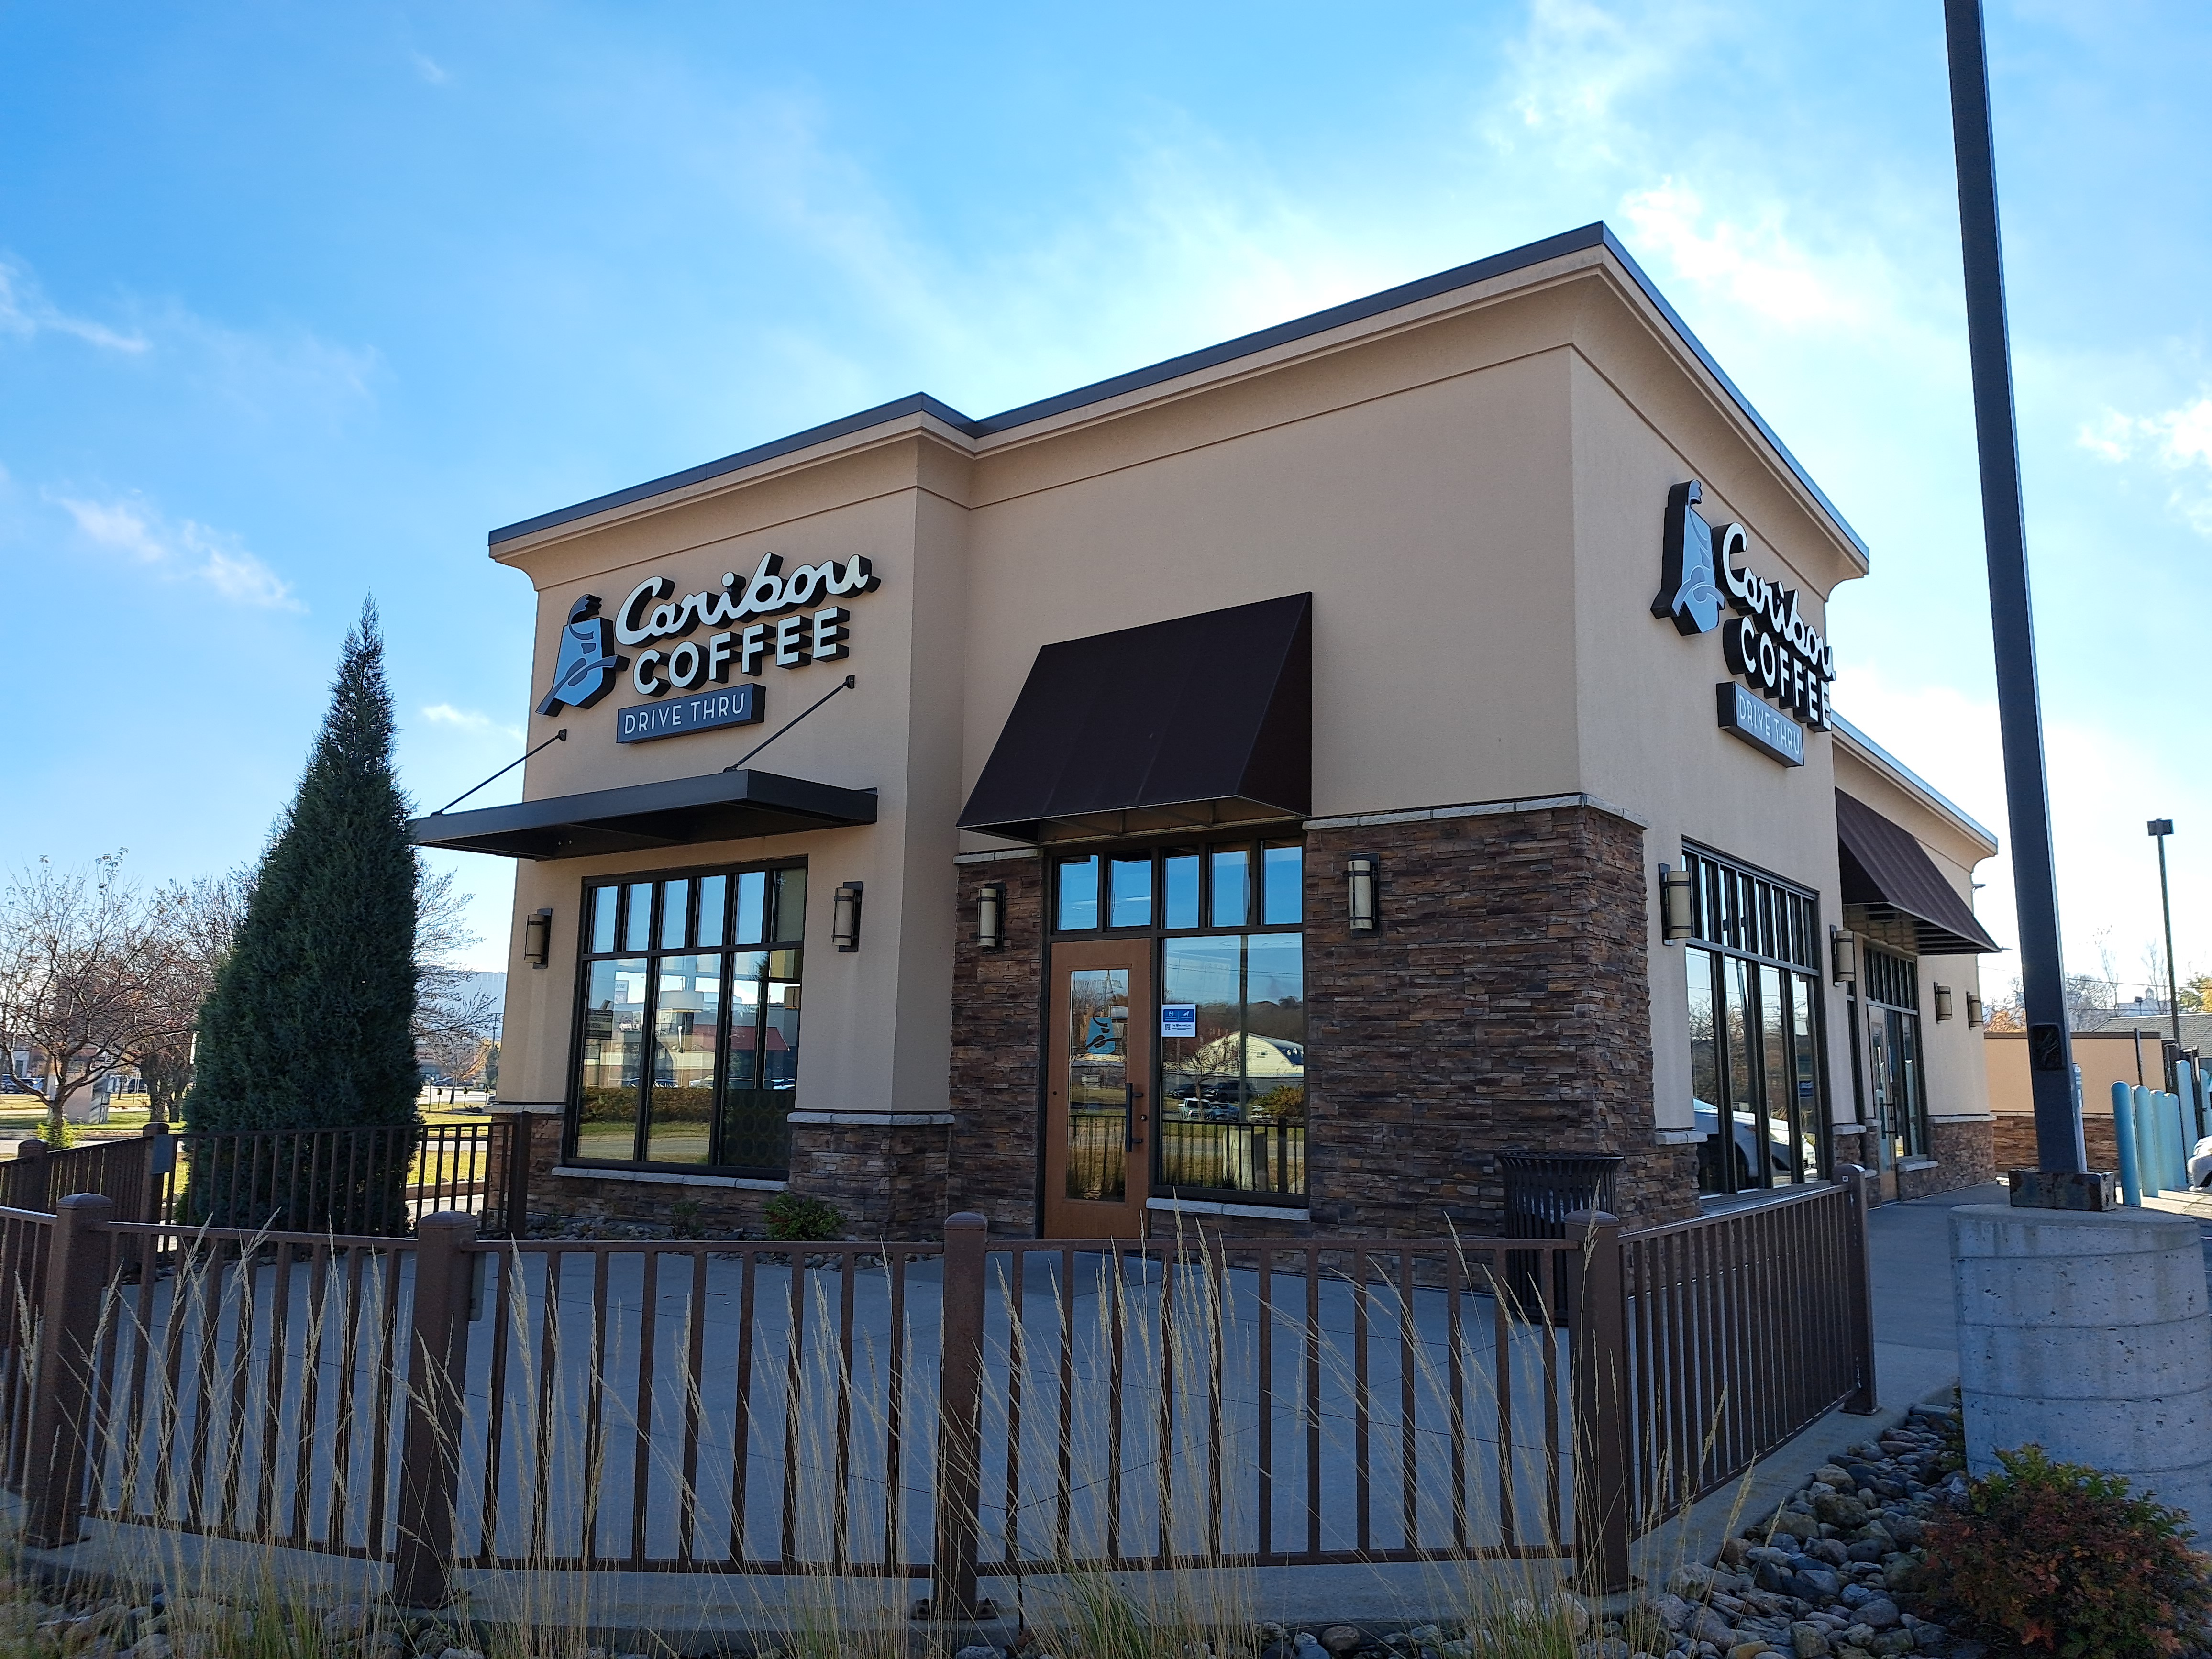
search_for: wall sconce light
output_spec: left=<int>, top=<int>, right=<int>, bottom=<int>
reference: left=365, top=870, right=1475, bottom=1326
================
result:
left=1967, top=993, right=1984, bottom=1028
left=976, top=883, right=1006, bottom=951
left=1934, top=984, right=1955, bottom=1020
left=832, top=882, right=863, bottom=952
left=522, top=908, right=553, bottom=970
left=1346, top=857, right=1378, bottom=932
left=1830, top=926, right=1858, bottom=985
left=1659, top=863, right=1694, bottom=943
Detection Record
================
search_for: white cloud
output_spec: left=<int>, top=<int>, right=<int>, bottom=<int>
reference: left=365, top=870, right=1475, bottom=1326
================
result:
left=422, top=704, right=522, bottom=743
left=1619, top=181, right=1871, bottom=330
left=2081, top=394, right=2212, bottom=534
left=0, top=260, right=148, bottom=354
left=49, top=492, right=303, bottom=610
left=410, top=52, right=450, bottom=86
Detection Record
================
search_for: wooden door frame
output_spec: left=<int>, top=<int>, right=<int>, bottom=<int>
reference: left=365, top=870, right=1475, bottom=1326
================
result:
left=1042, top=939, right=1153, bottom=1239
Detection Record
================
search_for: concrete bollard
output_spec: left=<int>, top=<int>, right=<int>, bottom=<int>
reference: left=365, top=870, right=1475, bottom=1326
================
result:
left=2135, top=1084, right=2164, bottom=1198
left=2113, top=1081, right=2143, bottom=1206
left=1953, top=1204, right=2212, bottom=1526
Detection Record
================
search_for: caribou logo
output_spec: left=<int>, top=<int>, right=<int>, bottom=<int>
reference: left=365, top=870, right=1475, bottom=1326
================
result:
left=537, top=594, right=626, bottom=715
left=1653, top=479, right=1726, bottom=636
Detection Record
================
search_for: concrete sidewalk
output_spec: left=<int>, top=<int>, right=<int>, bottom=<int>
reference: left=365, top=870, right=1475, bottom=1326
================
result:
left=1866, top=1179, right=2007, bottom=1408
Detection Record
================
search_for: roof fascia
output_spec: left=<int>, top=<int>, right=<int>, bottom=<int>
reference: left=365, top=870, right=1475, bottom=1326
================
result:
left=488, top=222, right=1868, bottom=568
left=1832, top=713, right=2000, bottom=857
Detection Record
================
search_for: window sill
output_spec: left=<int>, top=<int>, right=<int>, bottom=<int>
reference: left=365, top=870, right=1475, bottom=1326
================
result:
left=786, top=1111, right=955, bottom=1127
left=1898, top=1156, right=1939, bottom=1171
left=552, top=1165, right=786, bottom=1191
left=1147, top=1195, right=1309, bottom=1222
left=1653, top=1128, right=1703, bottom=1146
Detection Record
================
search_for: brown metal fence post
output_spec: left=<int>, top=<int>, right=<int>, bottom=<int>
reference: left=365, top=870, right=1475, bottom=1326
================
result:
left=140, top=1124, right=172, bottom=1223
left=12, top=1139, right=53, bottom=1214
left=927, top=1212, right=990, bottom=1620
left=1565, top=1207, right=1632, bottom=1596
left=23, top=1193, right=116, bottom=1547
left=499, top=1114, right=536, bottom=1239
left=1836, top=1165, right=1880, bottom=1415
left=391, top=1211, right=478, bottom=1607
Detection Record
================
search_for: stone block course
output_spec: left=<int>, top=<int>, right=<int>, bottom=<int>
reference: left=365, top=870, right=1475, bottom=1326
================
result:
left=947, top=855, right=1045, bottom=1233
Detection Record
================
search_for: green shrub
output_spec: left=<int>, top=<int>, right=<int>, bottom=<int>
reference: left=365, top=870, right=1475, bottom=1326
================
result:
left=1921, top=1443, right=2212, bottom=1657
left=763, top=1192, right=845, bottom=1242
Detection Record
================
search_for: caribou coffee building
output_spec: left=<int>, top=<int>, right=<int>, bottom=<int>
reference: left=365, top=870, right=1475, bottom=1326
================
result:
left=416, top=224, right=2003, bottom=1239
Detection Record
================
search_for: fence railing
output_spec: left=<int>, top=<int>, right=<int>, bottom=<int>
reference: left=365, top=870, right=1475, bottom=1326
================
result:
left=0, top=1166, right=1877, bottom=1615
left=0, top=1117, right=535, bottom=1238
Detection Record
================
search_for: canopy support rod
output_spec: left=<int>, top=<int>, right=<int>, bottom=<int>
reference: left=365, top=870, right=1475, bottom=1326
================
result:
left=428, top=728, right=567, bottom=817
left=727, top=675, right=855, bottom=772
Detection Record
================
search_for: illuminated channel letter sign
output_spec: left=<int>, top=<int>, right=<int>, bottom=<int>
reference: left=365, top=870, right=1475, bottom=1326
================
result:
left=1653, top=480, right=1834, bottom=767
left=537, top=553, right=883, bottom=743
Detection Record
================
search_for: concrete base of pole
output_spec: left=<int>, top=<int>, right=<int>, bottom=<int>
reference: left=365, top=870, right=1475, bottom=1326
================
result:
left=1952, top=1204, right=2212, bottom=1523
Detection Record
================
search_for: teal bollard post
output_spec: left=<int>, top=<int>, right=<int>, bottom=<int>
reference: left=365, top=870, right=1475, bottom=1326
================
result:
left=2135, top=1084, right=2164, bottom=1197
left=2113, top=1081, right=2143, bottom=1206
left=2181, top=1062, right=2202, bottom=1190
left=2174, top=1089, right=2195, bottom=1190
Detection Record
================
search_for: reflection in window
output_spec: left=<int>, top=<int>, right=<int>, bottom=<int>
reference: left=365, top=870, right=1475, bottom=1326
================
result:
left=1685, top=850, right=1827, bottom=1197
left=1056, top=857, right=1100, bottom=931
left=1163, top=850, right=1201, bottom=929
left=1210, top=849, right=1250, bottom=928
left=1109, top=857, right=1152, bottom=928
left=1261, top=843, right=1303, bottom=925
left=571, top=863, right=806, bottom=1175
left=1157, top=932, right=1305, bottom=1199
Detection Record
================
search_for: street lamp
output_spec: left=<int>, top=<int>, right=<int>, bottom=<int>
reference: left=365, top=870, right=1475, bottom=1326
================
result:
left=2149, top=819, right=2182, bottom=1060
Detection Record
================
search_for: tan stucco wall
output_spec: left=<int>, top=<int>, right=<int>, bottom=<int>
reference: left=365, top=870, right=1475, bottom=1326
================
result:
left=478, top=235, right=1967, bottom=1173
left=1986, top=1029, right=2160, bottom=1119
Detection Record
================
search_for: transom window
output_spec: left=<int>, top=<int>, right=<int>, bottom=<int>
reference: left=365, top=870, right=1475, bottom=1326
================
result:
left=571, top=862, right=806, bottom=1177
left=1681, top=844, right=1826, bottom=1196
left=1054, top=838, right=1306, bottom=1204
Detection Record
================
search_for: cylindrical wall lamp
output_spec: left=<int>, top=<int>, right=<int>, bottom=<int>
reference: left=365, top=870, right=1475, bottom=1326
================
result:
left=522, top=907, right=553, bottom=969
left=1345, top=857, right=1378, bottom=932
left=976, top=883, right=1006, bottom=951
left=1967, top=993, right=1984, bottom=1028
left=1934, top=984, right=1955, bottom=1021
left=1659, top=864, right=1694, bottom=943
left=832, top=882, right=863, bottom=952
left=1830, top=926, right=1858, bottom=985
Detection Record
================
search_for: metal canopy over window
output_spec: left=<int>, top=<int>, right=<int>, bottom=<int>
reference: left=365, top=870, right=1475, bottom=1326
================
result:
left=957, top=593, right=1313, bottom=844
left=1834, top=790, right=1999, bottom=956
left=407, top=769, right=877, bottom=861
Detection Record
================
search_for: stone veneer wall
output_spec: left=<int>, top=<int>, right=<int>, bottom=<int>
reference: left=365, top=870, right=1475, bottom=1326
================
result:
left=1302, top=802, right=1694, bottom=1232
left=503, top=1105, right=951, bottom=1239
left=1896, top=1118, right=1999, bottom=1200
left=946, top=854, right=1047, bottom=1232
left=1990, top=1113, right=2116, bottom=1183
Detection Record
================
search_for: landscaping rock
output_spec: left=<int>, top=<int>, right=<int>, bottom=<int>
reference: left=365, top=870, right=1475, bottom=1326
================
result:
left=1319, top=1628, right=1362, bottom=1655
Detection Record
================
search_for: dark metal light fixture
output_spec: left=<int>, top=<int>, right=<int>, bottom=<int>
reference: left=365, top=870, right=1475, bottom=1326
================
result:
left=1659, top=864, right=1694, bottom=943
left=976, top=883, right=1006, bottom=951
left=1935, top=984, right=1955, bottom=1021
left=2150, top=819, right=2182, bottom=1054
left=1346, top=857, right=1377, bottom=932
left=522, top=908, right=553, bottom=969
left=1968, top=993, right=1985, bottom=1027
left=832, top=882, right=863, bottom=952
left=1830, top=926, right=1858, bottom=985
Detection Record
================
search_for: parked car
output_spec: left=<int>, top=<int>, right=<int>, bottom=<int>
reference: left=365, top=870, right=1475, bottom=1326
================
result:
left=1692, top=1099, right=1793, bottom=1188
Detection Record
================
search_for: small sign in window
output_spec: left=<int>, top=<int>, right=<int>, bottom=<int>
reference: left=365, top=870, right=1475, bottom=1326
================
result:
left=1160, top=1003, right=1198, bottom=1039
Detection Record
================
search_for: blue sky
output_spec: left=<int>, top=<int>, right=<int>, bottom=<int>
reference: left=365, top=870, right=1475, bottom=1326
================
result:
left=3, top=0, right=2209, bottom=990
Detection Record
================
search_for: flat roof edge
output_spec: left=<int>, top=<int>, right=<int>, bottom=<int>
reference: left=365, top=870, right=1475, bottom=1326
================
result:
left=488, top=221, right=1869, bottom=563
left=487, top=393, right=978, bottom=546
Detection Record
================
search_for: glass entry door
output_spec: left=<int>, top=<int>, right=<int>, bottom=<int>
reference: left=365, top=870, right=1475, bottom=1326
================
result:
left=1044, top=941, right=1152, bottom=1239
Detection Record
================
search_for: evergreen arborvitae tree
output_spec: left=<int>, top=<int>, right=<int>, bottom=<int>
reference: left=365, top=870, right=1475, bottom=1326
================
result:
left=187, top=603, right=419, bottom=1223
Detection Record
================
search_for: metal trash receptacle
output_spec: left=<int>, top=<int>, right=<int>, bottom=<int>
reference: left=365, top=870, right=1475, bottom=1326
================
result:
left=1497, top=1150, right=1624, bottom=1320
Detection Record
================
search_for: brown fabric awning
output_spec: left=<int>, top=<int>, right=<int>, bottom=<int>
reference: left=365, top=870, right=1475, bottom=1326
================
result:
left=409, top=768, right=877, bottom=860
left=958, top=594, right=1313, bottom=844
left=1835, top=789, right=2001, bottom=955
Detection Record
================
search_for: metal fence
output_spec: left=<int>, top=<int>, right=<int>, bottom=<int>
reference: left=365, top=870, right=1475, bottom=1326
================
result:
left=0, top=1167, right=1877, bottom=1614
left=0, top=1118, right=532, bottom=1238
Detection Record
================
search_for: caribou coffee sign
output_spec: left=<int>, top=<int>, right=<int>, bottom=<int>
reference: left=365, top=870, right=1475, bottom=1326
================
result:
left=537, top=553, right=881, bottom=739
left=1653, top=480, right=1834, bottom=766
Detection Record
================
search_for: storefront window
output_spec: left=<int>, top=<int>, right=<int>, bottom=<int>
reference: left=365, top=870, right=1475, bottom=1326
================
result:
left=1682, top=845, right=1827, bottom=1196
left=1052, top=834, right=1306, bottom=1203
left=569, top=861, right=805, bottom=1176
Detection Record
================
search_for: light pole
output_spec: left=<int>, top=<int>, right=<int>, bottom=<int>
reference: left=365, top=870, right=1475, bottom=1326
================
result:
left=1943, top=0, right=2090, bottom=1192
left=2150, top=818, right=2182, bottom=1059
